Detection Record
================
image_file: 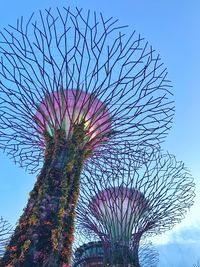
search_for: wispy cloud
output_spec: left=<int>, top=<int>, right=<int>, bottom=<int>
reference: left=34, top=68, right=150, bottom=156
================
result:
left=170, top=228, right=200, bottom=245
left=157, top=242, right=199, bottom=267
left=154, top=225, right=200, bottom=267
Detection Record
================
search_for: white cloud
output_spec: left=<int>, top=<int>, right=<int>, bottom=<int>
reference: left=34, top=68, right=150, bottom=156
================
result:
left=152, top=224, right=200, bottom=267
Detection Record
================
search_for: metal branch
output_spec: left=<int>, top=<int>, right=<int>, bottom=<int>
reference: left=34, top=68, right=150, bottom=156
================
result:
left=0, top=7, right=174, bottom=173
left=72, top=229, right=159, bottom=267
left=0, top=217, right=13, bottom=258
left=76, top=149, right=195, bottom=266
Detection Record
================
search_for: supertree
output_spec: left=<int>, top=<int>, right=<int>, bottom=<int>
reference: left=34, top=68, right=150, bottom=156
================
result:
left=72, top=230, right=159, bottom=267
left=76, top=150, right=195, bottom=267
left=0, top=217, right=13, bottom=258
left=0, top=7, right=174, bottom=266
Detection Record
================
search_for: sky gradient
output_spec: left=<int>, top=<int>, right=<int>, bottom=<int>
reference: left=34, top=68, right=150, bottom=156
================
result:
left=0, top=1, right=199, bottom=266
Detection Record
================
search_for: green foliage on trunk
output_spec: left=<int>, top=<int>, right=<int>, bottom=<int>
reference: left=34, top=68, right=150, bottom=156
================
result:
left=0, top=123, right=91, bottom=267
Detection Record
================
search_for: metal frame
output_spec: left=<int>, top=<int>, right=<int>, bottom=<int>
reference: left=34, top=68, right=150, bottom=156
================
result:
left=0, top=217, right=13, bottom=258
left=76, top=150, right=195, bottom=266
left=0, top=7, right=174, bottom=173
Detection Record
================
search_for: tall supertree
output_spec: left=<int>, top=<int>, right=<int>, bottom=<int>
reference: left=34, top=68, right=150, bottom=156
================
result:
left=0, top=7, right=174, bottom=266
left=0, top=217, right=13, bottom=258
left=76, top=150, right=195, bottom=266
left=72, top=230, right=159, bottom=267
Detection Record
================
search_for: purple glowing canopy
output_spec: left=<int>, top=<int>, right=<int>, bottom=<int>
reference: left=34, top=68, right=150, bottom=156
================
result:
left=0, top=7, right=174, bottom=172
left=89, top=186, right=148, bottom=243
left=35, top=89, right=112, bottom=149
left=76, top=149, right=195, bottom=251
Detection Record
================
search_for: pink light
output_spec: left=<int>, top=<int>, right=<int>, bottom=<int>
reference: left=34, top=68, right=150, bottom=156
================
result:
left=35, top=89, right=112, bottom=149
left=89, top=187, right=148, bottom=241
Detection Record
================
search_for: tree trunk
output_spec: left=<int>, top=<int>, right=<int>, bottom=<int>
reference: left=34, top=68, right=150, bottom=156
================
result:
left=0, top=127, right=90, bottom=267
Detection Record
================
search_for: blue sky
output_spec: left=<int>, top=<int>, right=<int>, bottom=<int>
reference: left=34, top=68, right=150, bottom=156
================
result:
left=0, top=0, right=199, bottom=266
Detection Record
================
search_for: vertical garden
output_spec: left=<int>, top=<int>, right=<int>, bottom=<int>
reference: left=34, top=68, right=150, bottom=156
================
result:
left=0, top=7, right=194, bottom=267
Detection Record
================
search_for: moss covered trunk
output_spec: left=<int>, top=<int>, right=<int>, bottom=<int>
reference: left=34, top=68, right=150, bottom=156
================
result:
left=0, top=127, right=90, bottom=267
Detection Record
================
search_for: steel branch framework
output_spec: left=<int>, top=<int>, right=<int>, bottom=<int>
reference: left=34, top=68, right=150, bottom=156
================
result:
left=72, top=230, right=159, bottom=267
left=0, top=217, right=13, bottom=258
left=0, top=6, right=175, bottom=267
left=76, top=150, right=195, bottom=266
left=0, top=7, right=174, bottom=173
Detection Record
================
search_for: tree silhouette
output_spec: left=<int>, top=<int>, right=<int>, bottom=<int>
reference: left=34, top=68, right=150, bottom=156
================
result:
left=0, top=217, right=13, bottom=258
left=0, top=7, right=174, bottom=266
left=72, top=229, right=159, bottom=267
left=76, top=150, right=195, bottom=266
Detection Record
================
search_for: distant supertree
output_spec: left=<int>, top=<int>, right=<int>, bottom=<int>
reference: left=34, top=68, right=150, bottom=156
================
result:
left=0, top=217, right=13, bottom=258
left=76, top=150, right=195, bottom=266
left=72, top=230, right=159, bottom=267
left=0, top=7, right=174, bottom=266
